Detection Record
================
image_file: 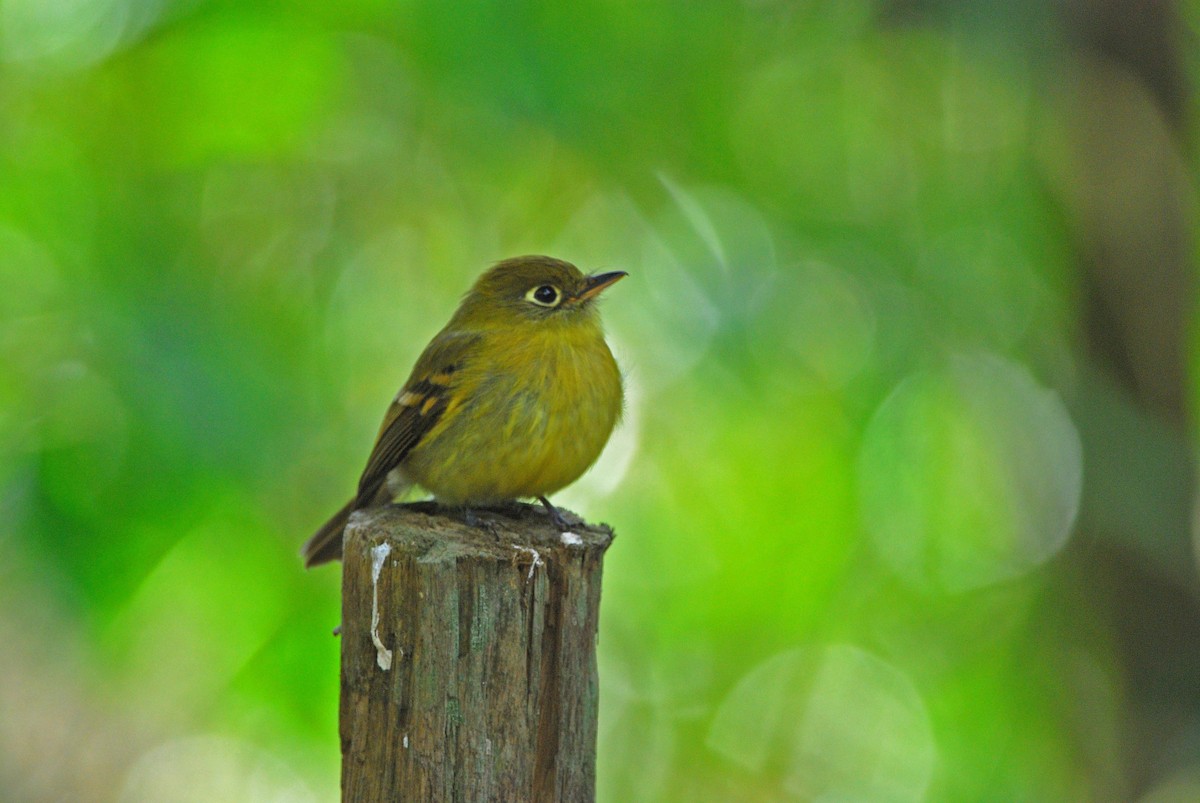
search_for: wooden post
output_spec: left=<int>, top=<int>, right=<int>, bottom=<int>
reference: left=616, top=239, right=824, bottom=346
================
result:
left=338, top=502, right=614, bottom=802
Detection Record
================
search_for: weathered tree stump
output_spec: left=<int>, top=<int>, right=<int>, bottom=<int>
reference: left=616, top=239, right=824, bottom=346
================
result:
left=339, top=502, right=614, bottom=802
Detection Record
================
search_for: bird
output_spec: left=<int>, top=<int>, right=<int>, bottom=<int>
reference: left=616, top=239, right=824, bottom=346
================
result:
left=302, top=255, right=626, bottom=567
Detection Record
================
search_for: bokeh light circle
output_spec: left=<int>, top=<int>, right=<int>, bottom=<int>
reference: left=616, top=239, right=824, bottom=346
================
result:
left=708, top=644, right=935, bottom=801
left=119, top=735, right=315, bottom=803
left=858, top=352, right=1082, bottom=593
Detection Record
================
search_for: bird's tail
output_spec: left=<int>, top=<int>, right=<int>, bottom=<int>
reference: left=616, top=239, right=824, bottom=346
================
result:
left=302, top=498, right=356, bottom=568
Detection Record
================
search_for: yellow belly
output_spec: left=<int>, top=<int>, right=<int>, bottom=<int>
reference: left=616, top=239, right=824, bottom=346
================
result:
left=401, top=328, right=622, bottom=505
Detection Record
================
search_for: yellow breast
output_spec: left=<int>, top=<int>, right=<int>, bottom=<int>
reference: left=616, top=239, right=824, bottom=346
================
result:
left=402, top=322, right=623, bottom=505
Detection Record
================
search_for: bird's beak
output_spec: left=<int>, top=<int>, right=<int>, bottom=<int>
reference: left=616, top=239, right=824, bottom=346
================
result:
left=575, top=271, right=627, bottom=303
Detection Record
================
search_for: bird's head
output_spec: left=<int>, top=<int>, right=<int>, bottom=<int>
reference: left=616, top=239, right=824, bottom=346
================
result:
left=453, top=255, right=626, bottom=328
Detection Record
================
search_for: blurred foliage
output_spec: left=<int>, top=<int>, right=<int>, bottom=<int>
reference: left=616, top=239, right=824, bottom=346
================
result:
left=0, top=1, right=1196, bottom=801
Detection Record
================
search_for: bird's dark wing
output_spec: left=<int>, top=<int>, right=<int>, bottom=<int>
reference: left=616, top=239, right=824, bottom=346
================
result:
left=354, top=330, right=478, bottom=504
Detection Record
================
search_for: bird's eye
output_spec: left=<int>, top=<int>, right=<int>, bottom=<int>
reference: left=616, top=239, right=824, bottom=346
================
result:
left=526, top=284, right=562, bottom=307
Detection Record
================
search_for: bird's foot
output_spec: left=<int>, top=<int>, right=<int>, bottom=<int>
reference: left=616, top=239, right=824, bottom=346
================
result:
left=461, top=506, right=501, bottom=536
left=538, top=496, right=581, bottom=531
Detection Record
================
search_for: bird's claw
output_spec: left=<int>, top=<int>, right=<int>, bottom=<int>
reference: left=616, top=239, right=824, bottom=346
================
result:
left=538, top=496, right=579, bottom=531
left=462, top=507, right=501, bottom=536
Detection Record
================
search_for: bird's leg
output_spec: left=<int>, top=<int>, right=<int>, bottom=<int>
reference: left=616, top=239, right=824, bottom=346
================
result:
left=538, top=496, right=575, bottom=531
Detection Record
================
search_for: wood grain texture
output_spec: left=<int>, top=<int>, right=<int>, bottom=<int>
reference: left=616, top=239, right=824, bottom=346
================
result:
left=339, top=502, right=613, bottom=802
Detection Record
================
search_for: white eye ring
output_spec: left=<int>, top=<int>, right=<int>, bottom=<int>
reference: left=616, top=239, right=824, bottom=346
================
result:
left=525, top=284, right=562, bottom=307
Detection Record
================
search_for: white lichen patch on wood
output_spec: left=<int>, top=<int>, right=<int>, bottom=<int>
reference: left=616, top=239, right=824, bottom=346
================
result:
left=370, top=542, right=393, bottom=671
left=512, top=544, right=544, bottom=582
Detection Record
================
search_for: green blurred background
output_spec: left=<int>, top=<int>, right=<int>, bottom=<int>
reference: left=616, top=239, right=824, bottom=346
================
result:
left=2, top=1, right=1198, bottom=800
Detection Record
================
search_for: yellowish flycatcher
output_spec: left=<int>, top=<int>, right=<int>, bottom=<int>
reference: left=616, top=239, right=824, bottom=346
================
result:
left=303, top=255, right=626, bottom=567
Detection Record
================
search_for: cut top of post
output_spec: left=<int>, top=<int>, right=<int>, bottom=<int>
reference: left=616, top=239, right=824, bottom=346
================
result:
left=346, top=500, right=614, bottom=567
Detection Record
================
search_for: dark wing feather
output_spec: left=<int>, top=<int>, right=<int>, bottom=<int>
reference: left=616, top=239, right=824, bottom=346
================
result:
left=355, top=383, right=445, bottom=500
left=353, top=330, right=477, bottom=505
